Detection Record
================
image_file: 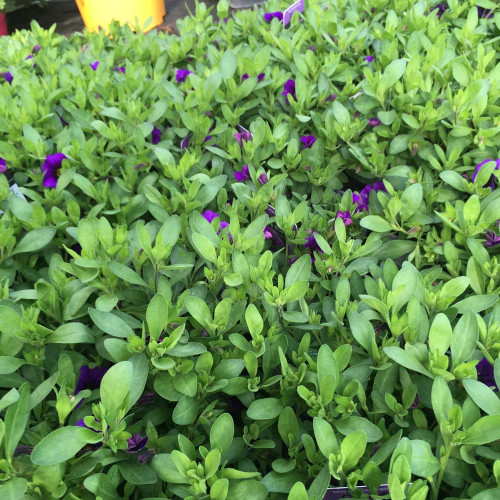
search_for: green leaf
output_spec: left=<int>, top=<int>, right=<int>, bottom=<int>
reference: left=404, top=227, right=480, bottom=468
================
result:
left=173, top=396, right=199, bottom=425
left=410, top=440, right=440, bottom=478
left=379, top=59, right=407, bottom=93
left=384, top=346, right=433, bottom=378
left=147, top=294, right=169, bottom=341
left=100, top=361, right=133, bottom=412
left=285, top=255, right=311, bottom=288
left=210, top=413, right=234, bottom=455
left=220, top=49, right=237, bottom=80
left=245, top=304, right=263, bottom=338
left=83, top=473, right=120, bottom=500
left=451, top=312, right=478, bottom=367
left=428, top=313, right=452, bottom=356
left=332, top=101, right=351, bottom=126
left=334, top=416, right=382, bottom=443
left=400, top=183, right=422, bottom=222
left=341, top=431, right=367, bottom=472
left=431, top=376, right=452, bottom=424
left=463, top=379, right=500, bottom=416
left=4, top=383, right=30, bottom=461
left=185, top=296, right=212, bottom=329
left=360, top=215, right=393, bottom=232
left=463, top=415, right=500, bottom=445
left=0, top=356, right=25, bottom=374
left=30, top=371, right=59, bottom=409
left=0, top=388, right=19, bottom=413
left=313, top=417, right=338, bottom=457
left=88, top=308, right=134, bottom=338
left=31, top=426, right=88, bottom=465
left=0, top=478, right=28, bottom=500
left=348, top=311, right=376, bottom=358
left=107, top=261, right=147, bottom=286
left=119, top=462, right=158, bottom=485
left=49, top=323, right=94, bottom=344
left=12, top=227, right=56, bottom=255
left=247, top=398, right=283, bottom=420
left=192, top=233, right=217, bottom=264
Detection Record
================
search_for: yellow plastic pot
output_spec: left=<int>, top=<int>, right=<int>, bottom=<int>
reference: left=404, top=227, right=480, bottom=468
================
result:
left=75, top=0, right=165, bottom=33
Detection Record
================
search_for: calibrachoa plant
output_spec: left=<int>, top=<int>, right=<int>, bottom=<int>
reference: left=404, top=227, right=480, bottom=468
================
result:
left=0, top=1, right=499, bottom=499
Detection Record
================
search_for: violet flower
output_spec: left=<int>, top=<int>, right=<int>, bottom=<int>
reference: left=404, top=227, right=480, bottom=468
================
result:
left=234, top=131, right=252, bottom=146
left=234, top=165, right=250, bottom=181
left=89, top=61, right=99, bottom=71
left=265, top=205, right=276, bottom=217
left=365, top=55, right=374, bottom=62
left=304, top=232, right=323, bottom=253
left=127, top=433, right=149, bottom=453
left=137, top=392, right=156, bottom=405
left=201, top=210, right=230, bottom=238
left=242, top=73, right=249, bottom=81
left=264, top=11, right=283, bottom=22
left=75, top=366, right=108, bottom=394
left=114, top=66, right=126, bottom=74
left=477, top=6, right=494, bottom=18
left=138, top=450, right=156, bottom=464
left=1, top=72, right=13, bottom=85
left=430, top=3, right=446, bottom=18
left=336, top=210, right=353, bottom=226
left=471, top=159, right=500, bottom=189
left=477, top=358, right=497, bottom=390
left=410, top=395, right=419, bottom=409
left=176, top=69, right=193, bottom=83
left=308, top=45, right=316, bottom=51
left=258, top=73, right=265, bottom=82
left=258, top=173, right=269, bottom=185
left=265, top=226, right=285, bottom=249
left=326, top=94, right=337, bottom=102
left=264, top=227, right=273, bottom=239
left=77, top=418, right=100, bottom=432
left=485, top=231, right=500, bottom=248
left=282, top=79, right=296, bottom=103
left=368, top=117, right=381, bottom=127
left=0, top=158, right=7, bottom=174
left=25, top=55, right=33, bottom=61
left=14, top=446, right=34, bottom=457
left=33, top=45, right=42, bottom=53
left=152, top=127, right=162, bottom=145
left=41, top=153, right=67, bottom=189
left=59, top=116, right=68, bottom=127
left=301, top=135, right=316, bottom=149
left=353, top=182, right=387, bottom=213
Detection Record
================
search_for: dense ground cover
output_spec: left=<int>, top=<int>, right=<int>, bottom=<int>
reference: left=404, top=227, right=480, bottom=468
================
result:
left=0, top=0, right=500, bottom=499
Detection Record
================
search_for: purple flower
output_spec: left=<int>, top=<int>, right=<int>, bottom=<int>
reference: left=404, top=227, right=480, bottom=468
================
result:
left=264, top=11, right=283, bottom=22
left=477, top=358, right=497, bottom=390
left=410, top=395, right=419, bottom=409
left=368, top=117, right=381, bottom=127
left=137, top=392, right=156, bottom=405
left=14, top=446, right=34, bottom=457
left=180, top=136, right=190, bottom=150
left=152, top=126, right=162, bottom=145
left=242, top=73, right=249, bottom=81
left=336, top=210, right=353, bottom=226
left=471, top=159, right=500, bottom=189
left=234, top=165, right=250, bottom=181
left=264, top=227, right=273, bottom=239
left=1, top=72, right=13, bottom=85
left=114, top=66, right=126, bottom=74
left=301, top=135, right=316, bottom=149
left=234, top=131, right=252, bottom=146
left=353, top=182, right=387, bottom=213
left=41, top=153, right=67, bottom=189
left=202, top=210, right=219, bottom=224
left=127, top=433, right=149, bottom=453
left=485, top=231, right=500, bottom=248
left=258, top=173, right=269, bottom=185
left=326, top=94, right=337, bottom=102
left=25, top=55, right=33, bottom=61
left=282, top=79, right=296, bottom=103
left=218, top=221, right=230, bottom=234
left=265, top=205, right=276, bottom=217
left=365, top=55, right=374, bottom=62
left=75, top=366, right=108, bottom=395
left=33, top=45, right=42, bottom=53
left=430, top=3, right=447, bottom=18
left=258, top=73, right=265, bottom=82
left=176, top=69, right=193, bottom=83
left=477, top=6, right=494, bottom=18
left=0, top=158, right=7, bottom=174
left=89, top=61, right=99, bottom=71
left=138, top=450, right=156, bottom=464
left=308, top=45, right=316, bottom=51
left=304, top=232, right=324, bottom=256
left=76, top=418, right=100, bottom=432
left=59, top=116, right=68, bottom=127
left=265, top=226, right=285, bottom=249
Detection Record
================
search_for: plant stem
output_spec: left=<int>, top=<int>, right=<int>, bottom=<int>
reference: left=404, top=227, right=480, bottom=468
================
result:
left=434, top=445, right=452, bottom=500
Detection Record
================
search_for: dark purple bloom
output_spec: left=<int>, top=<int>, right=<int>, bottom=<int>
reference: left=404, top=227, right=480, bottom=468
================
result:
left=368, top=117, right=382, bottom=127
left=33, top=45, right=42, bottom=53
left=336, top=210, right=353, bottom=226
left=25, top=55, right=33, bottom=61
left=75, top=365, right=108, bottom=395
left=218, top=221, right=230, bottom=235
left=176, top=69, right=193, bottom=83
left=137, top=392, right=155, bottom=405
left=308, top=45, right=316, bottom=51
left=265, top=205, right=276, bottom=217
left=213, top=39, right=220, bottom=50
left=477, top=6, right=494, bottom=18
left=234, top=165, right=250, bottom=181
left=326, top=94, right=337, bottom=102
left=410, top=395, right=419, bottom=409
left=89, top=61, right=99, bottom=71
left=485, top=231, right=500, bottom=248
left=264, top=227, right=273, bottom=239
left=14, top=446, right=34, bottom=457
left=152, top=127, right=162, bottom=145
left=265, top=226, right=285, bottom=249
left=282, top=79, right=296, bottom=103
left=258, top=173, right=269, bottom=185
left=353, top=182, right=387, bottom=213
left=114, top=66, right=126, bottom=74
left=0, top=158, right=7, bottom=174
left=301, top=135, right=316, bottom=149
left=127, top=433, right=149, bottom=453
left=242, top=73, right=249, bottom=81
left=477, top=358, right=497, bottom=390
left=77, top=418, right=100, bottom=432
left=59, top=116, right=68, bottom=127
left=471, top=159, right=500, bottom=189
left=264, top=11, right=283, bottom=22
left=430, top=3, right=447, bottom=18
left=1, top=72, right=13, bottom=85
left=180, top=136, right=191, bottom=150
left=202, top=210, right=219, bottom=224
left=234, top=131, right=252, bottom=146
left=365, top=55, right=374, bottom=62
left=258, top=73, right=265, bottom=82
left=138, top=450, right=156, bottom=464
left=41, top=153, right=67, bottom=189
left=304, top=232, right=323, bottom=253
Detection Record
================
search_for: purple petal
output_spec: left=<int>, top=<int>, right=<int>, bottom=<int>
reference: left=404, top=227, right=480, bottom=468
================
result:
left=180, top=136, right=191, bottom=150
left=257, top=73, right=265, bottom=82
left=365, top=55, right=374, bottom=62
left=176, top=69, right=193, bottom=83
left=0, top=158, right=7, bottom=174
left=201, top=210, right=219, bottom=223
left=1, top=72, right=13, bottom=85
left=152, top=127, right=162, bottom=145
left=89, top=61, right=99, bottom=71
left=300, top=135, right=316, bottom=149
